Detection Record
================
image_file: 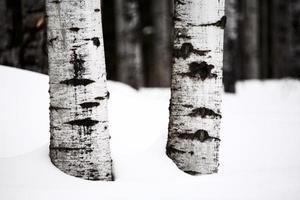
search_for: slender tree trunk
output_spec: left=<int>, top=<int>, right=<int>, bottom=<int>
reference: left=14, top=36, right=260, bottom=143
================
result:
left=0, top=0, right=21, bottom=67
left=259, top=0, right=272, bottom=79
left=115, top=0, right=143, bottom=89
left=240, top=0, right=259, bottom=79
left=47, top=0, right=112, bottom=181
left=270, top=0, right=291, bottom=78
left=149, top=0, right=172, bottom=87
left=0, top=0, right=9, bottom=51
left=224, top=0, right=238, bottom=93
left=288, top=0, right=300, bottom=77
left=166, top=0, right=225, bottom=175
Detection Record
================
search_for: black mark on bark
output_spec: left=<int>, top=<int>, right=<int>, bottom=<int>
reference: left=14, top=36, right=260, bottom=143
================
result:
left=184, top=170, right=200, bottom=175
left=173, top=16, right=182, bottom=21
left=174, top=43, right=210, bottom=59
left=60, top=78, right=95, bottom=86
left=80, top=102, right=100, bottom=109
left=91, top=37, right=100, bottom=47
left=189, top=107, right=222, bottom=118
left=174, top=28, right=191, bottom=39
left=66, top=118, right=99, bottom=127
left=49, top=36, right=58, bottom=46
left=69, top=27, right=80, bottom=32
left=190, top=16, right=227, bottom=29
left=95, top=92, right=110, bottom=100
left=51, top=0, right=61, bottom=3
left=94, top=8, right=100, bottom=12
left=51, top=146, right=92, bottom=153
left=70, top=50, right=85, bottom=78
left=183, top=61, right=217, bottom=80
left=177, top=130, right=220, bottom=142
left=182, top=104, right=193, bottom=108
left=49, top=106, right=70, bottom=111
left=175, top=0, right=185, bottom=5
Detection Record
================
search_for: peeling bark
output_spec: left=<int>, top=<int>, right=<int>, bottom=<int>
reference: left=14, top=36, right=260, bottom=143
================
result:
left=167, top=0, right=224, bottom=175
left=47, top=0, right=112, bottom=181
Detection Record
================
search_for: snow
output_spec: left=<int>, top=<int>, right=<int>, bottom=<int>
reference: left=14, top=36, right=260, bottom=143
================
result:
left=1, top=65, right=300, bottom=199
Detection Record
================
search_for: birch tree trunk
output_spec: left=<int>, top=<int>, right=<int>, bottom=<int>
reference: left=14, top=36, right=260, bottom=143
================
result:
left=166, top=0, right=225, bottom=175
left=149, top=0, right=172, bottom=87
left=47, top=0, right=112, bottom=181
left=115, top=0, right=144, bottom=89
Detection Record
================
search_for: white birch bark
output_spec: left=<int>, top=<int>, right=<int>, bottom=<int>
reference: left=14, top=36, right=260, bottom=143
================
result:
left=47, top=0, right=112, bottom=181
left=115, top=0, right=143, bottom=89
left=166, top=0, right=225, bottom=175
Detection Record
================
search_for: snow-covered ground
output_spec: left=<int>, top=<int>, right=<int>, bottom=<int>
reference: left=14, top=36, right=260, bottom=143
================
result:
left=1, top=65, right=300, bottom=200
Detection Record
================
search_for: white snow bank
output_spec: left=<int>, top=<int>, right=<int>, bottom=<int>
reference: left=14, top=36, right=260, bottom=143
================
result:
left=1, top=65, right=300, bottom=200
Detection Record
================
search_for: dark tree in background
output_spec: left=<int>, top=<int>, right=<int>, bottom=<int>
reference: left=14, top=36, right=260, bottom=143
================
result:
left=0, top=0, right=47, bottom=74
left=224, top=0, right=239, bottom=93
left=240, top=0, right=260, bottom=79
left=115, top=0, right=144, bottom=89
left=148, top=0, right=172, bottom=87
left=1, top=0, right=300, bottom=91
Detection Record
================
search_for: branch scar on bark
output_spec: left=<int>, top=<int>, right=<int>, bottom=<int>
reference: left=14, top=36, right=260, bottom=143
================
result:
left=80, top=102, right=100, bottom=109
left=51, top=147, right=93, bottom=153
left=177, top=130, right=221, bottom=142
left=49, top=106, right=71, bottom=111
left=50, top=0, right=61, bottom=4
left=188, top=107, right=222, bottom=118
left=65, top=118, right=99, bottom=127
left=60, top=78, right=95, bottom=86
left=182, top=61, right=217, bottom=80
left=188, top=16, right=227, bottom=29
left=174, top=43, right=211, bottom=59
left=69, top=27, right=81, bottom=32
left=95, top=92, right=110, bottom=100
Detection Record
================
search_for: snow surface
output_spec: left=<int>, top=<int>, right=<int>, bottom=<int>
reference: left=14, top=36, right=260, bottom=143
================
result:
left=1, top=65, right=300, bottom=200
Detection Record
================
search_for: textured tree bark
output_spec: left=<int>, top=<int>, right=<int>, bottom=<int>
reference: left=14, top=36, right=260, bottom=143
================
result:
left=240, top=0, right=259, bottom=79
left=115, top=0, right=144, bottom=89
left=166, top=0, right=224, bottom=175
left=47, top=0, right=112, bottom=181
left=149, top=0, right=172, bottom=87
left=224, top=0, right=238, bottom=93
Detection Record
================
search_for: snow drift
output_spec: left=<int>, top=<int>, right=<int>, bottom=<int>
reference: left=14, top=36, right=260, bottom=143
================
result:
left=1, top=65, right=300, bottom=200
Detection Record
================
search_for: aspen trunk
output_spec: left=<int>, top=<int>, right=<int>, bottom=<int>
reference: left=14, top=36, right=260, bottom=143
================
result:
left=47, top=0, right=112, bottom=181
left=224, top=0, right=238, bottom=93
left=149, top=0, right=172, bottom=87
left=166, top=0, right=225, bottom=175
left=115, top=0, right=143, bottom=89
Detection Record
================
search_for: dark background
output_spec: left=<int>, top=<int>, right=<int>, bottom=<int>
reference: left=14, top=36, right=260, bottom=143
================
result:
left=0, top=0, right=300, bottom=92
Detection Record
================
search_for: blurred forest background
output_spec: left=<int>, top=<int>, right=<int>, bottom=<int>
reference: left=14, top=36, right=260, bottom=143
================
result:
left=0, top=0, right=300, bottom=92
